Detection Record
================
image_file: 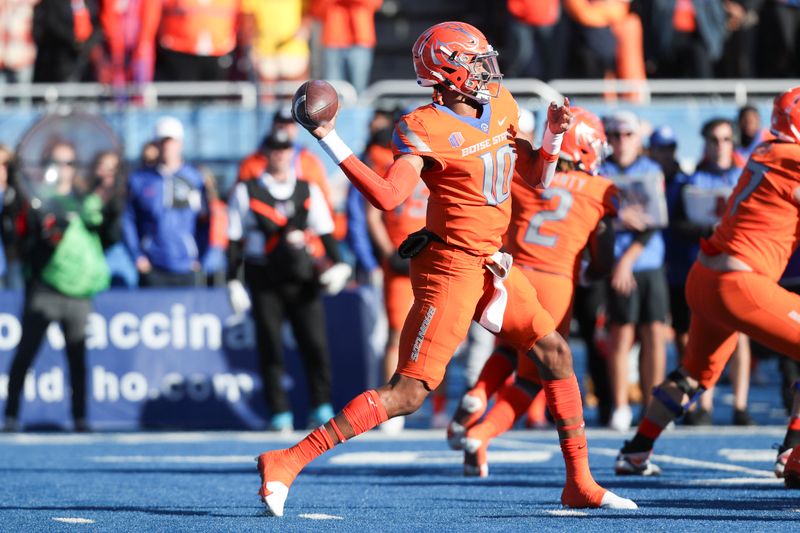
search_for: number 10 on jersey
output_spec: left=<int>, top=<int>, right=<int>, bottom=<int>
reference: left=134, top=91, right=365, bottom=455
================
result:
left=479, top=144, right=516, bottom=206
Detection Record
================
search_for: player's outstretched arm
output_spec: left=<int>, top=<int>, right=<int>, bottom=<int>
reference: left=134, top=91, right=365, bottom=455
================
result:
left=305, top=116, right=423, bottom=211
left=516, top=98, right=573, bottom=189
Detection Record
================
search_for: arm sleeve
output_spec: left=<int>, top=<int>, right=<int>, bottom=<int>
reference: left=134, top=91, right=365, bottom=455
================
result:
left=585, top=215, right=616, bottom=280
left=345, top=186, right=379, bottom=272
left=339, top=155, right=421, bottom=211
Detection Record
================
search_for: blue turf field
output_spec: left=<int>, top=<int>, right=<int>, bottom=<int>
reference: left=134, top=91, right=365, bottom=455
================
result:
left=1, top=424, right=798, bottom=532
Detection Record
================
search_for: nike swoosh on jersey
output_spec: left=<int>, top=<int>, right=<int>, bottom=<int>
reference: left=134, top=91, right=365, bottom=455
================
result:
left=498, top=117, right=507, bottom=126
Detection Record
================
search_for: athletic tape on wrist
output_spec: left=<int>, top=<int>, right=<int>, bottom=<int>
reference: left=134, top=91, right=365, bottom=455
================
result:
left=541, top=127, right=564, bottom=161
left=318, top=130, right=354, bottom=164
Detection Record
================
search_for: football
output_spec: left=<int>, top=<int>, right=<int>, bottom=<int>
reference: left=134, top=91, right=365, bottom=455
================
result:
left=292, top=80, right=339, bottom=129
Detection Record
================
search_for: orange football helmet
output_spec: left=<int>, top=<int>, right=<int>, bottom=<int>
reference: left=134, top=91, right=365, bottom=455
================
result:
left=559, top=107, right=608, bottom=175
left=412, top=21, right=502, bottom=104
left=771, top=86, right=800, bottom=144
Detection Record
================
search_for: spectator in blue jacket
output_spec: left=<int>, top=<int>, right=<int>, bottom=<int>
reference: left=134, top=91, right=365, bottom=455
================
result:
left=122, top=116, right=211, bottom=287
left=666, top=118, right=754, bottom=426
left=601, top=111, right=669, bottom=432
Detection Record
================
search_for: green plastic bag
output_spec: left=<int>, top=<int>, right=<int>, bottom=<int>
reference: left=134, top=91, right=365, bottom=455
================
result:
left=41, top=195, right=110, bottom=298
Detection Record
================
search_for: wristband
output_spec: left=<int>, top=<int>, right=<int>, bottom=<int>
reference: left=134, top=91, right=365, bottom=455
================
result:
left=541, top=126, right=564, bottom=160
left=318, top=129, right=354, bottom=164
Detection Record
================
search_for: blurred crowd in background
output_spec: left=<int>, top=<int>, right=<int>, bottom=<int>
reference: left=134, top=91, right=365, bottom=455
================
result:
left=0, top=0, right=799, bottom=95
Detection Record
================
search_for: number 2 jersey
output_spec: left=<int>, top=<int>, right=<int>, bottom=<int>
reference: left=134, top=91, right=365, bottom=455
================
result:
left=506, top=170, right=619, bottom=279
left=391, top=85, right=525, bottom=256
left=705, top=141, right=800, bottom=281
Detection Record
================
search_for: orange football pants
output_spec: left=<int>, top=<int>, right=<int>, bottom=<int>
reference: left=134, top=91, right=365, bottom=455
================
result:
left=382, top=263, right=413, bottom=332
left=396, top=242, right=555, bottom=390
left=683, top=261, right=800, bottom=388
left=515, top=268, right=575, bottom=383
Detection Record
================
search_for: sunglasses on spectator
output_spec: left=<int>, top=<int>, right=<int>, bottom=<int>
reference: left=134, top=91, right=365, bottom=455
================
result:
left=48, top=159, right=76, bottom=167
left=707, top=136, right=733, bottom=144
left=608, top=131, right=635, bottom=139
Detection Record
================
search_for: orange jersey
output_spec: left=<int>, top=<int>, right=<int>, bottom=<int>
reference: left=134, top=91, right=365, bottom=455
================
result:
left=392, top=85, right=521, bottom=255
left=707, top=141, right=800, bottom=281
left=506, top=170, right=618, bottom=278
left=383, top=181, right=429, bottom=247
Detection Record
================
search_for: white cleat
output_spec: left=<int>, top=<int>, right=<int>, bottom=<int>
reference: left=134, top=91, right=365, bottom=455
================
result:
left=447, top=421, right=466, bottom=450
left=463, top=436, right=488, bottom=477
left=261, top=481, right=289, bottom=517
left=600, top=490, right=638, bottom=510
left=615, top=448, right=662, bottom=477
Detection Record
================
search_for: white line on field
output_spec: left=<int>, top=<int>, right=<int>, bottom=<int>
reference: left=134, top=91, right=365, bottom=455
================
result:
left=494, top=437, right=775, bottom=478
left=299, top=513, right=344, bottom=520
left=88, top=455, right=256, bottom=464
left=52, top=517, right=96, bottom=524
left=545, top=510, right=588, bottom=517
left=688, top=477, right=783, bottom=486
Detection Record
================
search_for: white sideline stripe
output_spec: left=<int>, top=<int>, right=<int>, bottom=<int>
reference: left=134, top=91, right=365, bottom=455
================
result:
left=330, top=450, right=552, bottom=465
left=52, top=517, right=96, bottom=524
left=545, top=510, right=588, bottom=517
left=299, top=513, right=344, bottom=520
left=89, top=455, right=256, bottom=464
left=717, top=448, right=776, bottom=462
left=495, top=437, right=775, bottom=478
left=689, top=477, right=783, bottom=486
left=0, top=427, right=787, bottom=445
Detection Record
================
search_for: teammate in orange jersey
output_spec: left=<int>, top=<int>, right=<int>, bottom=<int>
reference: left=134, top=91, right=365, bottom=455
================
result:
left=255, top=21, right=637, bottom=516
left=445, top=108, right=619, bottom=476
left=615, top=87, right=800, bottom=489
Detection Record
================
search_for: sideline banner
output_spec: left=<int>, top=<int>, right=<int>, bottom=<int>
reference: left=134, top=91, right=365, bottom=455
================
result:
left=0, top=288, right=372, bottom=430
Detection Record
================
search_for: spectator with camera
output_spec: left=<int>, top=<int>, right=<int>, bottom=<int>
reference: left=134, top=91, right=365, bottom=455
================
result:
left=4, top=140, right=112, bottom=432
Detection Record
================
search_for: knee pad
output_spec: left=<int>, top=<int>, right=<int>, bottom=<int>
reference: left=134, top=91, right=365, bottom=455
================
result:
left=651, top=369, right=705, bottom=418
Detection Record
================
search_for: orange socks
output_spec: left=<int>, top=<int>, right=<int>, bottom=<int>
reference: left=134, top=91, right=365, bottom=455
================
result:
left=283, top=390, right=388, bottom=477
left=342, top=390, right=389, bottom=435
left=479, top=384, right=535, bottom=437
left=473, top=347, right=517, bottom=397
left=542, top=375, right=605, bottom=508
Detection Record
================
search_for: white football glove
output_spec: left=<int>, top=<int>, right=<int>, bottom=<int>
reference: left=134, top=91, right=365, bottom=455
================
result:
left=227, top=279, right=252, bottom=316
left=319, top=262, right=352, bottom=295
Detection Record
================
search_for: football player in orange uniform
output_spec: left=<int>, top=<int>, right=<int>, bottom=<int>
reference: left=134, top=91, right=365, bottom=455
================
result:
left=615, top=87, right=800, bottom=489
left=445, top=109, right=619, bottom=476
left=255, top=21, right=637, bottom=516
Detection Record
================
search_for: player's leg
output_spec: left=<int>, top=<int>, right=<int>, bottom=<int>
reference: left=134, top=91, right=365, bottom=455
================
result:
left=607, top=277, right=640, bottom=431
left=60, top=296, right=92, bottom=431
left=256, top=243, right=484, bottom=516
left=617, top=262, right=741, bottom=475
left=447, top=344, right=516, bottom=449
left=4, top=286, right=53, bottom=430
left=498, top=267, right=636, bottom=509
left=777, top=381, right=800, bottom=480
left=463, top=353, right=542, bottom=477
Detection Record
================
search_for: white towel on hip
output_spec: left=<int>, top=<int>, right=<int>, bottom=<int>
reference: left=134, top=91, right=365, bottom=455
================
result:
left=478, top=251, right=513, bottom=333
